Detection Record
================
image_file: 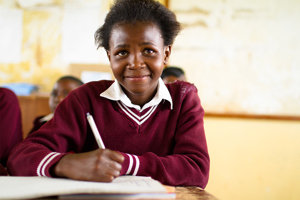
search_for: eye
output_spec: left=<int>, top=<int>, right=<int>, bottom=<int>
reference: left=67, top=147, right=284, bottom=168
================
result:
left=50, top=91, right=57, bottom=97
left=117, top=51, right=128, bottom=57
left=143, top=49, right=154, bottom=55
left=63, top=91, right=69, bottom=98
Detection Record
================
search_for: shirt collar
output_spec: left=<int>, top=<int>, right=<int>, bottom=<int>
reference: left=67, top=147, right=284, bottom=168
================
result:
left=100, top=78, right=173, bottom=111
left=39, top=113, right=54, bottom=122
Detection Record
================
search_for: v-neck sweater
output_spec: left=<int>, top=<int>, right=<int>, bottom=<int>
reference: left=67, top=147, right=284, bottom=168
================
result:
left=7, top=80, right=210, bottom=188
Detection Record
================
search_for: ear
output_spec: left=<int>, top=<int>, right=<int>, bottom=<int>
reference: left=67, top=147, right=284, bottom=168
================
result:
left=106, top=50, right=111, bottom=62
left=163, top=45, right=172, bottom=65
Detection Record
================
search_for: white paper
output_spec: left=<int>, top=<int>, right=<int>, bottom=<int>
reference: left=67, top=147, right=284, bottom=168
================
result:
left=0, top=176, right=167, bottom=199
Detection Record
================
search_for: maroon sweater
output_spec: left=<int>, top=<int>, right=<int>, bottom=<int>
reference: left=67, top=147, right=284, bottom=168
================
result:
left=27, top=116, right=47, bottom=135
left=0, top=88, right=23, bottom=168
left=7, top=80, right=209, bottom=188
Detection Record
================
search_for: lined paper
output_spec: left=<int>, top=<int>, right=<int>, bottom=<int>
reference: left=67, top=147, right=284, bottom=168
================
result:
left=0, top=176, right=167, bottom=199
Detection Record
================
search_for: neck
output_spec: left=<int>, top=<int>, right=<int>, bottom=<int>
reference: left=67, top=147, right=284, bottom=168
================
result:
left=122, top=85, right=158, bottom=108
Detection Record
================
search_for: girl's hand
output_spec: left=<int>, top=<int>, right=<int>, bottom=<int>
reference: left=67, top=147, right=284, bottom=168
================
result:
left=52, top=149, right=124, bottom=182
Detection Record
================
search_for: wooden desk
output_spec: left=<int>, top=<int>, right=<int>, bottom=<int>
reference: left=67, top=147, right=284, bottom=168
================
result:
left=175, top=187, right=219, bottom=200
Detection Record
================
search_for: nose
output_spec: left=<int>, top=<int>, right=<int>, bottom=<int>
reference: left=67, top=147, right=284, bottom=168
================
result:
left=58, top=95, right=64, bottom=103
left=128, top=53, right=144, bottom=69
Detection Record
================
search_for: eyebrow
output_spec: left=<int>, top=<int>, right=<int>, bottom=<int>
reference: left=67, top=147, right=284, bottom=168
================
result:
left=141, top=42, right=156, bottom=46
left=114, top=42, right=156, bottom=49
left=115, top=44, right=129, bottom=48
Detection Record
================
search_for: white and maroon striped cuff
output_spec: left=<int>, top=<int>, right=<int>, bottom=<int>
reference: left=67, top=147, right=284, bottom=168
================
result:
left=125, top=154, right=140, bottom=176
left=36, top=152, right=60, bottom=177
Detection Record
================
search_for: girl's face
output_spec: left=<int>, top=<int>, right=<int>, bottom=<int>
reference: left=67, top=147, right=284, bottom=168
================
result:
left=107, top=22, right=171, bottom=106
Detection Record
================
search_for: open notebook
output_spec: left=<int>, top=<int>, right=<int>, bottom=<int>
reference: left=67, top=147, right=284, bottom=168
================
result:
left=0, top=176, right=175, bottom=199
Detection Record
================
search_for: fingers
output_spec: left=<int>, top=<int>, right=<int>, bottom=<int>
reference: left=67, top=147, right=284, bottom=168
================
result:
left=96, top=149, right=123, bottom=174
left=98, top=156, right=121, bottom=177
left=93, top=149, right=124, bottom=181
left=105, top=159, right=122, bottom=174
left=110, top=151, right=124, bottom=164
left=101, top=149, right=124, bottom=164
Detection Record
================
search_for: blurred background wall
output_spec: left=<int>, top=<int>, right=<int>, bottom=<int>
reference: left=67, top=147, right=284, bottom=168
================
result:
left=169, top=0, right=300, bottom=117
left=0, top=0, right=112, bottom=92
left=0, top=0, right=299, bottom=200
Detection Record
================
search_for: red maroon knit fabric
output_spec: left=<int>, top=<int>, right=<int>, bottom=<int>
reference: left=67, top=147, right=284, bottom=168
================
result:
left=27, top=116, right=46, bottom=136
left=7, top=80, right=209, bottom=188
left=0, top=88, right=23, bottom=167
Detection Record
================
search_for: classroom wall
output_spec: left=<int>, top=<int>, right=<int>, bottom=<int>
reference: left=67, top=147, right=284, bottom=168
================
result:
left=204, top=116, right=300, bottom=200
left=169, top=0, right=300, bottom=116
left=1, top=0, right=299, bottom=115
left=0, top=0, right=110, bottom=91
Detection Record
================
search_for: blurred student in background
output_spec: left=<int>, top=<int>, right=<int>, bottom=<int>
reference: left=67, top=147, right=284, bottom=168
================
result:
left=0, top=88, right=23, bottom=175
left=27, top=76, right=84, bottom=135
left=161, top=66, right=186, bottom=84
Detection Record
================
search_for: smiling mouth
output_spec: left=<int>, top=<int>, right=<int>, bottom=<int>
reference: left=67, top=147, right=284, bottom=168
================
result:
left=125, top=75, right=149, bottom=82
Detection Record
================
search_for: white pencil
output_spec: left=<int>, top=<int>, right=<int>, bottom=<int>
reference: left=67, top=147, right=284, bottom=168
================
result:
left=86, top=112, right=105, bottom=149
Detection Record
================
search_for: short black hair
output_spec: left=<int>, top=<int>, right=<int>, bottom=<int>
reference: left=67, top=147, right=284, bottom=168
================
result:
left=161, top=66, right=185, bottom=79
left=57, top=76, right=84, bottom=86
left=95, top=0, right=182, bottom=50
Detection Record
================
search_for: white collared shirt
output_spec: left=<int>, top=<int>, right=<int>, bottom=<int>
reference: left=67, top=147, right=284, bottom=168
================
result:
left=100, top=78, right=173, bottom=112
left=39, top=113, right=54, bottom=123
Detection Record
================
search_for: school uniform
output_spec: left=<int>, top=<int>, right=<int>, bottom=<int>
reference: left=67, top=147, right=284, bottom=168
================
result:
left=0, top=88, right=23, bottom=168
left=27, top=113, right=53, bottom=135
left=7, top=78, right=210, bottom=188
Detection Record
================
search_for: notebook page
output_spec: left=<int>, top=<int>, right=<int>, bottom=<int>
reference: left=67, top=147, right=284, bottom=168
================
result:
left=0, top=176, right=167, bottom=199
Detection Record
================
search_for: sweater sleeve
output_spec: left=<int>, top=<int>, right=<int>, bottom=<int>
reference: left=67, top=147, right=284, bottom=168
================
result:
left=0, top=88, right=23, bottom=167
left=119, top=84, right=210, bottom=188
left=7, top=91, right=87, bottom=177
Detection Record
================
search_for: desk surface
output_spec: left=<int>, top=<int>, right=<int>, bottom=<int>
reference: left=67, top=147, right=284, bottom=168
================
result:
left=35, top=187, right=218, bottom=200
left=175, top=187, right=218, bottom=200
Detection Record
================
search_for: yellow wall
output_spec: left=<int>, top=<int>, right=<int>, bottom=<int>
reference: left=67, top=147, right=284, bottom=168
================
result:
left=204, top=116, right=300, bottom=200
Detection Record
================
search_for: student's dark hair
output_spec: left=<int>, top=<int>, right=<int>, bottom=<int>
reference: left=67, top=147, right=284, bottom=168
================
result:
left=57, top=76, right=84, bottom=86
left=161, top=66, right=185, bottom=79
left=95, top=0, right=182, bottom=50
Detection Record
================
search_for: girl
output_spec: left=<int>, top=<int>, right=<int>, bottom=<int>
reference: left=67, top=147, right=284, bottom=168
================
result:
left=8, top=0, right=210, bottom=188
